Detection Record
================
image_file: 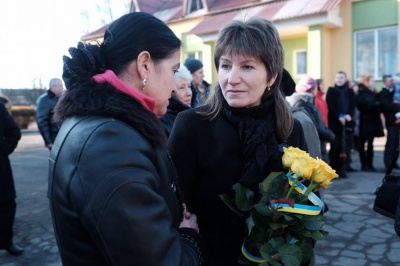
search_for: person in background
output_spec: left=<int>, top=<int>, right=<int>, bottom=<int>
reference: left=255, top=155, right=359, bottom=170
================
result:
left=348, top=79, right=360, bottom=153
left=35, top=78, right=63, bottom=150
left=161, top=65, right=193, bottom=136
left=326, top=71, right=356, bottom=178
left=49, top=12, right=203, bottom=265
left=287, top=76, right=335, bottom=163
left=355, top=75, right=384, bottom=171
left=282, top=70, right=320, bottom=158
left=379, top=74, right=400, bottom=170
left=0, top=101, right=23, bottom=255
left=168, top=17, right=307, bottom=265
left=315, top=79, right=328, bottom=127
left=184, top=58, right=210, bottom=107
left=315, top=78, right=332, bottom=163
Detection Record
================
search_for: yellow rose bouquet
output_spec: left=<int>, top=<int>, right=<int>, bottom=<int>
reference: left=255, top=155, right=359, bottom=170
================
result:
left=220, top=146, right=338, bottom=266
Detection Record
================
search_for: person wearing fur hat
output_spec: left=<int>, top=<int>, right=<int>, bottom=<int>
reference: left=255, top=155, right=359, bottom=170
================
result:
left=184, top=58, right=210, bottom=107
left=286, top=76, right=335, bottom=164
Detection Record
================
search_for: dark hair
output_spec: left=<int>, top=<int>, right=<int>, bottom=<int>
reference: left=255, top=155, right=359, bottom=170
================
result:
left=316, top=79, right=323, bottom=91
left=382, top=74, right=392, bottom=83
left=62, top=12, right=181, bottom=90
left=58, top=12, right=181, bottom=149
left=336, top=71, right=347, bottom=78
left=201, top=17, right=293, bottom=141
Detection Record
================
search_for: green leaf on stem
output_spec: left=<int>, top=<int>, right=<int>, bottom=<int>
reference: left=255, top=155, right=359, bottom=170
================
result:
left=260, top=244, right=282, bottom=266
left=279, top=244, right=302, bottom=266
left=296, top=242, right=313, bottom=265
left=219, top=194, right=244, bottom=217
left=302, top=215, right=326, bottom=231
left=232, top=183, right=254, bottom=211
left=253, top=203, right=274, bottom=217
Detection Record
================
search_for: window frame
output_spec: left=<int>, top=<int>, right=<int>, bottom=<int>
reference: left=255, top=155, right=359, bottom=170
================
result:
left=353, top=26, right=397, bottom=81
left=294, top=49, right=307, bottom=77
left=186, top=0, right=204, bottom=15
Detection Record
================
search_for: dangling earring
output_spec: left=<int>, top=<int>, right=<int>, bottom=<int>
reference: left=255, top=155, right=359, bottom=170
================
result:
left=141, top=78, right=147, bottom=89
left=267, top=87, right=271, bottom=91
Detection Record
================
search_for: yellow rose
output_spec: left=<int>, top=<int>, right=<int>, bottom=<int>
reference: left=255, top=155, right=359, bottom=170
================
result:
left=282, top=147, right=309, bottom=168
left=311, top=159, right=338, bottom=188
left=320, top=178, right=333, bottom=189
left=290, top=156, right=317, bottom=179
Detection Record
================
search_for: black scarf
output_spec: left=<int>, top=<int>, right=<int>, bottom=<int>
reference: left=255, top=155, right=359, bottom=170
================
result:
left=220, top=94, right=282, bottom=189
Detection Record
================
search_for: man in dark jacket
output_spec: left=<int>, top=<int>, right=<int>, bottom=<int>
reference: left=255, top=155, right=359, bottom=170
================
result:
left=326, top=71, right=356, bottom=178
left=35, top=78, right=63, bottom=149
left=379, top=75, right=400, bottom=169
left=0, top=101, right=23, bottom=255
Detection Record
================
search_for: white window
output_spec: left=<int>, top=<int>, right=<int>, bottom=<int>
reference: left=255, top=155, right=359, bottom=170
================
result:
left=187, top=0, right=204, bottom=14
left=295, top=50, right=307, bottom=76
left=354, top=26, right=397, bottom=80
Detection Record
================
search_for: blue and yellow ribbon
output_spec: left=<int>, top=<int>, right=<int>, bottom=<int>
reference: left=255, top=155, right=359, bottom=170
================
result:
left=270, top=173, right=324, bottom=215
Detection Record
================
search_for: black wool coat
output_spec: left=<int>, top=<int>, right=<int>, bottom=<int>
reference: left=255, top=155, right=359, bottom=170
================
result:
left=168, top=108, right=307, bottom=265
left=326, top=85, right=356, bottom=133
left=355, top=84, right=384, bottom=138
left=0, top=102, right=21, bottom=202
left=379, top=87, right=400, bottom=127
left=160, top=96, right=191, bottom=136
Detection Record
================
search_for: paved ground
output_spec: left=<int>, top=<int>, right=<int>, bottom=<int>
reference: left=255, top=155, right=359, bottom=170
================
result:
left=0, top=128, right=399, bottom=266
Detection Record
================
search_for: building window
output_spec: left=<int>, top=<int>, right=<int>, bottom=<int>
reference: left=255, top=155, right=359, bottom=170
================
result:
left=187, top=0, right=203, bottom=14
left=295, top=50, right=307, bottom=76
left=354, top=26, right=397, bottom=80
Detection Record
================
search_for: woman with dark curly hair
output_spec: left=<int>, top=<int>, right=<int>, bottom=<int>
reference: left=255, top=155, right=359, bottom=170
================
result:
left=48, top=12, right=203, bottom=265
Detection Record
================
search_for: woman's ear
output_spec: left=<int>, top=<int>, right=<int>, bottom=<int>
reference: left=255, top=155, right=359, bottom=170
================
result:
left=268, top=73, right=279, bottom=88
left=137, top=51, right=151, bottom=80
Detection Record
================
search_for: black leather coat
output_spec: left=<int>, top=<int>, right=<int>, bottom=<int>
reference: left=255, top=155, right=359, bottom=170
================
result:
left=0, top=102, right=21, bottom=202
left=49, top=85, right=203, bottom=265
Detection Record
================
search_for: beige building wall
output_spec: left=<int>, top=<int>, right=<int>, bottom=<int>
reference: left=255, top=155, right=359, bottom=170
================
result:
left=168, top=18, right=215, bottom=83
left=328, top=0, right=353, bottom=85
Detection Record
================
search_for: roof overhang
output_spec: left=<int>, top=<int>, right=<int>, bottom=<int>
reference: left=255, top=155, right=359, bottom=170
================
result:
left=188, top=0, right=343, bottom=41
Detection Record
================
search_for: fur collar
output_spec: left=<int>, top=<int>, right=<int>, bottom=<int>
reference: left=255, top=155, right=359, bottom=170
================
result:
left=54, top=83, right=167, bottom=149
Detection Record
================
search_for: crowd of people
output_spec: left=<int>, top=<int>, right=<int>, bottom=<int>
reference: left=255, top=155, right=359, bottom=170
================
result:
left=2, top=11, right=400, bottom=265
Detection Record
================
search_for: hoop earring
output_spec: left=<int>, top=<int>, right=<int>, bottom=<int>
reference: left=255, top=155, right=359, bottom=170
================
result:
left=141, top=78, right=147, bottom=89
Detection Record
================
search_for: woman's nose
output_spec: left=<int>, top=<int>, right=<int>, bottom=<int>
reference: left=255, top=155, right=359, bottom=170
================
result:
left=228, top=67, right=241, bottom=85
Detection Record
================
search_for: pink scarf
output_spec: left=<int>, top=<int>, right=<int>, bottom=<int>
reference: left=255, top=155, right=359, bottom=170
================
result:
left=92, top=70, right=155, bottom=112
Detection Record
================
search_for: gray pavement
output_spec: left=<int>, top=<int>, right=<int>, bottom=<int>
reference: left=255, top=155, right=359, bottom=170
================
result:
left=0, top=129, right=399, bottom=266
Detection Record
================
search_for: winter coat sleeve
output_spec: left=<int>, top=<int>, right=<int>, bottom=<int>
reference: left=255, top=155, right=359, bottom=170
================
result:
left=379, top=89, right=400, bottom=114
left=0, top=102, right=21, bottom=156
left=70, top=122, right=202, bottom=265
left=326, top=87, right=341, bottom=119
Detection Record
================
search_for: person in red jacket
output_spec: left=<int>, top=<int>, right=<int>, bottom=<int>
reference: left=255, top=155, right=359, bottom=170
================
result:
left=315, top=79, right=329, bottom=127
